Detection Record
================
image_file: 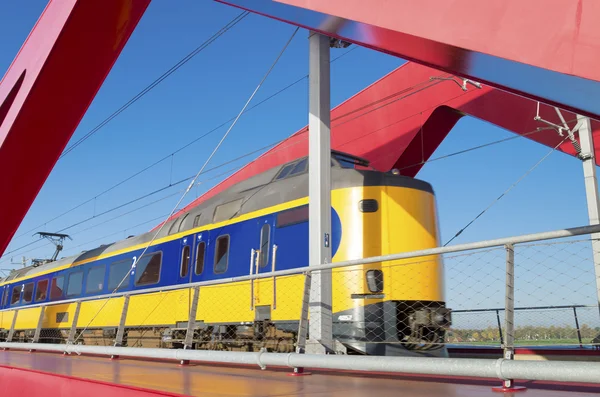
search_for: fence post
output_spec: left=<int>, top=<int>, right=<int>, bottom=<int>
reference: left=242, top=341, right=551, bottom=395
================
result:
left=111, top=295, right=130, bottom=359
left=493, top=244, right=526, bottom=392
left=272, top=244, right=278, bottom=310
left=6, top=309, right=19, bottom=344
left=65, top=301, right=82, bottom=351
left=180, top=286, right=200, bottom=365
left=572, top=306, right=583, bottom=348
left=289, top=271, right=313, bottom=376
left=31, top=306, right=45, bottom=347
left=495, top=309, right=504, bottom=346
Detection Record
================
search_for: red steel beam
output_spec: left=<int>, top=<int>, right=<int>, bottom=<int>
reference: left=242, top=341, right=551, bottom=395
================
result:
left=217, top=0, right=600, bottom=120
left=168, top=62, right=599, bottom=224
left=3, top=0, right=600, bottom=254
left=0, top=0, right=150, bottom=256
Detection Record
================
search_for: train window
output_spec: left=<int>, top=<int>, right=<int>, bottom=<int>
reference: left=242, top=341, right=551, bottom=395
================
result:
left=168, top=219, right=180, bottom=235
left=10, top=286, right=21, bottom=305
left=22, top=282, right=34, bottom=303
left=274, top=163, right=295, bottom=180
left=178, top=214, right=189, bottom=233
left=359, top=199, right=379, bottom=213
left=109, top=259, right=131, bottom=291
left=336, top=158, right=355, bottom=168
left=276, top=205, right=309, bottom=228
left=180, top=246, right=190, bottom=278
left=214, top=235, right=229, bottom=274
left=213, top=199, right=244, bottom=223
left=288, top=158, right=308, bottom=177
left=50, top=276, right=64, bottom=300
left=66, top=271, right=83, bottom=297
left=86, top=265, right=105, bottom=293
left=193, top=214, right=201, bottom=228
left=35, top=279, right=49, bottom=302
left=259, top=224, right=270, bottom=268
left=195, top=242, right=205, bottom=275
left=1, top=287, right=8, bottom=306
left=135, top=252, right=162, bottom=286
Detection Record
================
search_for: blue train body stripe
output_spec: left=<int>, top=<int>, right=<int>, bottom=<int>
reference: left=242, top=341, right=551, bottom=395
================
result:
left=0, top=206, right=342, bottom=310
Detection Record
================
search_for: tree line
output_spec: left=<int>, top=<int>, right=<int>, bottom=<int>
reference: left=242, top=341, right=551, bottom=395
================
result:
left=446, top=324, right=600, bottom=343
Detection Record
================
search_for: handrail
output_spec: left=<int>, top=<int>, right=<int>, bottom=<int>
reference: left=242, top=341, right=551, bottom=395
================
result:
left=0, top=342, right=599, bottom=384
left=1, top=223, right=599, bottom=313
left=452, top=304, right=598, bottom=313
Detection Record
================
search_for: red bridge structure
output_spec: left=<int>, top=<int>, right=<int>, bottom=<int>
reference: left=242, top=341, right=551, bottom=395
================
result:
left=1, top=1, right=600, bottom=396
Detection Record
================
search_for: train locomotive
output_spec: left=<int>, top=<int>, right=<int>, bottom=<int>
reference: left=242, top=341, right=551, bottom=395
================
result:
left=0, top=150, right=451, bottom=357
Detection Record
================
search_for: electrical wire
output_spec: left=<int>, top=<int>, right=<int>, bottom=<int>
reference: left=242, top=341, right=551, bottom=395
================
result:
left=70, top=27, right=300, bottom=344
left=443, top=134, right=571, bottom=246
left=0, top=130, right=311, bottom=266
left=59, top=11, right=250, bottom=159
left=4, top=69, right=566, bottom=264
left=0, top=76, right=526, bottom=262
left=10, top=45, right=359, bottom=243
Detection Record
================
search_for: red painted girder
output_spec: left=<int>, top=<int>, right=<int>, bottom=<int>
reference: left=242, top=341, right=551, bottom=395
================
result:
left=166, top=62, right=599, bottom=224
left=217, top=0, right=600, bottom=120
left=280, top=0, right=599, bottom=84
left=0, top=0, right=150, bottom=256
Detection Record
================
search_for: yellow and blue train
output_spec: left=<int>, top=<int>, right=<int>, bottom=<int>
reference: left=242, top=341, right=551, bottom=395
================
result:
left=0, top=151, right=450, bottom=356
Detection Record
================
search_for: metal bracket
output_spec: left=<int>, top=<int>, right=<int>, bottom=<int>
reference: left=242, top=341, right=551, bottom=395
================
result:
left=534, top=103, right=587, bottom=159
left=430, top=76, right=482, bottom=91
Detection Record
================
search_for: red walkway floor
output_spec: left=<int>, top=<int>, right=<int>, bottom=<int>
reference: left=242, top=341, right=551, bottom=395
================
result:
left=1, top=350, right=599, bottom=396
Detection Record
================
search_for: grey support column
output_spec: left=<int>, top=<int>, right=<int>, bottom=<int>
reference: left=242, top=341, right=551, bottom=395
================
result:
left=578, top=115, right=600, bottom=319
left=307, top=31, right=333, bottom=354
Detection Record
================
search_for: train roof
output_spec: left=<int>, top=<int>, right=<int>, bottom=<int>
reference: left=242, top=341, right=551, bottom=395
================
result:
left=0, top=151, right=432, bottom=284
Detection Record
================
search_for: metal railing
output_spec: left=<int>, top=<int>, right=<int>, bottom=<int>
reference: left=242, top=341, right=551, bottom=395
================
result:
left=450, top=304, right=599, bottom=348
left=0, top=223, right=599, bottom=386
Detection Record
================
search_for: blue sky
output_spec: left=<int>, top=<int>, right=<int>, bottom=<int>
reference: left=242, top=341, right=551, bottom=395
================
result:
left=0, top=2, right=597, bottom=312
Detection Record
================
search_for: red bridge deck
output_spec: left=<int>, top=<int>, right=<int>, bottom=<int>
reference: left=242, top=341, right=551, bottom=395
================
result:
left=0, top=350, right=599, bottom=397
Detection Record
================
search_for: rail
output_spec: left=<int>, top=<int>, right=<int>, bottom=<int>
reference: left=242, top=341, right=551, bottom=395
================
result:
left=451, top=304, right=599, bottom=347
left=0, top=223, right=599, bottom=387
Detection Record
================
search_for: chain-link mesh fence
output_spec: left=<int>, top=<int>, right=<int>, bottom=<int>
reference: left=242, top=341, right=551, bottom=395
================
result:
left=1, top=232, right=600, bottom=355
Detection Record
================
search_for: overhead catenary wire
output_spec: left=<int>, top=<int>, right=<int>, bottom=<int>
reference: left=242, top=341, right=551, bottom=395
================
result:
left=0, top=120, right=571, bottom=275
left=1, top=92, right=565, bottom=264
left=2, top=72, right=569, bottom=264
left=59, top=11, right=250, bottom=159
left=0, top=131, right=310, bottom=265
left=443, top=133, right=572, bottom=246
left=71, top=27, right=301, bottom=343
left=10, top=46, right=359, bottom=244
left=2, top=123, right=564, bottom=269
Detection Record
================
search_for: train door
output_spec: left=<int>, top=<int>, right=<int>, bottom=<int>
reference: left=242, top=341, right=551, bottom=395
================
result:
left=176, top=234, right=196, bottom=322
left=251, top=218, right=276, bottom=313
left=190, top=231, right=208, bottom=283
left=177, top=234, right=195, bottom=285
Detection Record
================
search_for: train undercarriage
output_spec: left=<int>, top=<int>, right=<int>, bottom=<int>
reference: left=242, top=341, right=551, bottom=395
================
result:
left=0, top=300, right=451, bottom=357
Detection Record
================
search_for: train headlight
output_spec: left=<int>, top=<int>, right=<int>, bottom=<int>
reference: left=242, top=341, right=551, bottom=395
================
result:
left=366, top=270, right=384, bottom=293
